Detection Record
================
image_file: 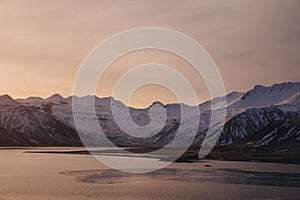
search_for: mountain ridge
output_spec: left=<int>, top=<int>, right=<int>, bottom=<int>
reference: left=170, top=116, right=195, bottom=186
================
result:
left=0, top=81, right=299, bottom=164
left=3, top=81, right=299, bottom=109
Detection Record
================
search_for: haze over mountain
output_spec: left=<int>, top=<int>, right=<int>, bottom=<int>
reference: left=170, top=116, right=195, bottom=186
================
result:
left=0, top=82, right=299, bottom=162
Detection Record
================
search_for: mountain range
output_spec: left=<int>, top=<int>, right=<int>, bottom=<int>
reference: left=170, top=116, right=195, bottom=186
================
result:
left=0, top=82, right=300, bottom=162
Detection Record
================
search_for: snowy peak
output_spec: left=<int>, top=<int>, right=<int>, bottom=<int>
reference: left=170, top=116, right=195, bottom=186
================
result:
left=231, top=82, right=300, bottom=109
left=46, top=94, right=64, bottom=103
left=0, top=94, right=19, bottom=106
left=250, top=82, right=300, bottom=94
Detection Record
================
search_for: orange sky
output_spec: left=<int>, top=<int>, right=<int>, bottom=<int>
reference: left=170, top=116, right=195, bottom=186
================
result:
left=0, top=0, right=299, bottom=107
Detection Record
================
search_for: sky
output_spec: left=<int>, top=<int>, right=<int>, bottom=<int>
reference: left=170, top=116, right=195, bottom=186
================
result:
left=0, top=0, right=299, bottom=108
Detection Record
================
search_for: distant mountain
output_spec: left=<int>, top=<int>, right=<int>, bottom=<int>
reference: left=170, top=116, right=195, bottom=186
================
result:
left=0, top=99, right=81, bottom=146
left=0, top=82, right=299, bottom=163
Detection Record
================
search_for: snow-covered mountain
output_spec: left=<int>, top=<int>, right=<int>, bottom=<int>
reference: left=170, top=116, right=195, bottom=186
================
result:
left=0, top=95, right=19, bottom=106
left=0, top=96, right=81, bottom=146
left=0, top=82, right=299, bottom=151
left=230, top=82, right=300, bottom=109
